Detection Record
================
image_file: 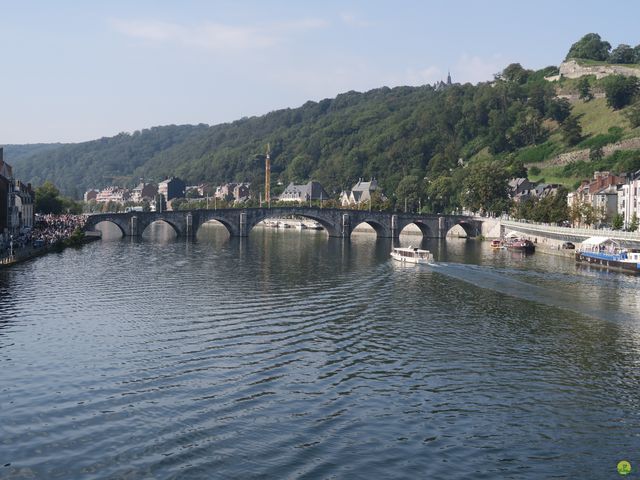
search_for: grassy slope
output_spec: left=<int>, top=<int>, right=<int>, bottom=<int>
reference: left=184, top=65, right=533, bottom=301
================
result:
left=571, top=98, right=630, bottom=136
left=530, top=98, right=640, bottom=188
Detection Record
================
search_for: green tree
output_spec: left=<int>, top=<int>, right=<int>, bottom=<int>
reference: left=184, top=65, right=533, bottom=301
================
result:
left=612, top=213, right=624, bottom=230
left=395, top=175, right=424, bottom=212
left=630, top=213, right=639, bottom=232
left=580, top=203, right=599, bottom=227
left=609, top=44, right=636, bottom=64
left=507, top=107, right=546, bottom=147
left=623, top=101, right=640, bottom=128
left=565, top=33, right=611, bottom=61
left=426, top=176, right=456, bottom=213
left=546, top=98, right=571, bottom=122
left=462, top=162, right=510, bottom=215
left=561, top=115, right=583, bottom=146
left=590, top=146, right=604, bottom=162
left=35, top=181, right=64, bottom=214
left=604, top=75, right=639, bottom=109
left=501, top=63, right=531, bottom=84
left=577, top=77, right=594, bottom=102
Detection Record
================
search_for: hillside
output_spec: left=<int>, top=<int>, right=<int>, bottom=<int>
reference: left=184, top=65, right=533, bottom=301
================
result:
left=6, top=61, right=640, bottom=214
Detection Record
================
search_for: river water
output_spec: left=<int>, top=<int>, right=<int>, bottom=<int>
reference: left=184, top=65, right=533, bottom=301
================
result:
left=1, top=223, right=640, bottom=479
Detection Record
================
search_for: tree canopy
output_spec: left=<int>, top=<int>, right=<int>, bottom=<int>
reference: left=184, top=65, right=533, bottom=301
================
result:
left=566, top=33, right=612, bottom=62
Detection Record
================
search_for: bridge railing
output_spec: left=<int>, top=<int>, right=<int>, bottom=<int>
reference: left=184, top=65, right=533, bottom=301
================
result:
left=502, top=220, right=640, bottom=242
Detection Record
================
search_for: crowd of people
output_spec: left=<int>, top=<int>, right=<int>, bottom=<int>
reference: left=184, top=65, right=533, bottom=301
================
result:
left=0, top=214, right=87, bottom=260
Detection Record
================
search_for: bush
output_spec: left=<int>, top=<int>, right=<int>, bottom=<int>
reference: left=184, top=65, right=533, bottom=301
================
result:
left=514, top=142, right=559, bottom=163
left=578, top=126, right=624, bottom=149
left=604, top=75, right=639, bottom=109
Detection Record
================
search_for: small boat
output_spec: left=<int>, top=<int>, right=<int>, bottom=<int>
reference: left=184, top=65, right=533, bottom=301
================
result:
left=391, top=246, right=434, bottom=264
left=576, top=237, right=640, bottom=274
left=491, top=239, right=504, bottom=249
left=506, top=238, right=535, bottom=253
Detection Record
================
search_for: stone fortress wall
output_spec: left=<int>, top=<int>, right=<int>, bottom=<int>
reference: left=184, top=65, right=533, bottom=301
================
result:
left=547, top=60, right=640, bottom=81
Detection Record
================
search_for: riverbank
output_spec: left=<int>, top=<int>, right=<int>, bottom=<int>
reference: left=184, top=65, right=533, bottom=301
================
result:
left=0, top=232, right=100, bottom=269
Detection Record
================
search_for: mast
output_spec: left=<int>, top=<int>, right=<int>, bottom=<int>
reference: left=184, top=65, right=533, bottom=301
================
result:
left=265, top=143, right=271, bottom=206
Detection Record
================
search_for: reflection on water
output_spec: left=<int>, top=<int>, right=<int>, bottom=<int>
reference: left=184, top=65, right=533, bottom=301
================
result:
left=0, top=226, right=639, bottom=479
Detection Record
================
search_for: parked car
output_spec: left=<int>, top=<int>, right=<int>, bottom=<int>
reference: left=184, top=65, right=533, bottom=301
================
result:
left=562, top=242, right=575, bottom=250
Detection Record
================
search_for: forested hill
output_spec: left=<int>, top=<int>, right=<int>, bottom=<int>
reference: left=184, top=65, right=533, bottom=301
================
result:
left=8, top=66, right=564, bottom=199
left=7, top=56, right=639, bottom=214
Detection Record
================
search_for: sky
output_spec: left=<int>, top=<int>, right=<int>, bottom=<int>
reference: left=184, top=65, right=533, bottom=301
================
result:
left=2, top=0, right=640, bottom=144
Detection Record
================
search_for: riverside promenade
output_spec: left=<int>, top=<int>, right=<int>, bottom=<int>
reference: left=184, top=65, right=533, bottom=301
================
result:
left=501, top=219, right=640, bottom=250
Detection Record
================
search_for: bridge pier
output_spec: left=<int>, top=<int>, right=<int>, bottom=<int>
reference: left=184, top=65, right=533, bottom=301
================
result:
left=340, top=213, right=351, bottom=238
left=130, top=216, right=138, bottom=237
left=185, top=213, right=193, bottom=238
left=239, top=211, right=248, bottom=237
left=391, top=214, right=399, bottom=239
left=438, top=216, right=446, bottom=239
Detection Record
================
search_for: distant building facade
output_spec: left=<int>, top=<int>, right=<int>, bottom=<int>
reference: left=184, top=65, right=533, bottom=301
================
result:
left=617, top=170, right=640, bottom=228
left=568, top=171, right=625, bottom=224
left=279, top=181, right=329, bottom=203
left=0, top=148, right=11, bottom=239
left=214, top=182, right=251, bottom=203
left=96, top=186, right=130, bottom=204
left=130, top=182, right=158, bottom=203
left=83, top=189, right=99, bottom=202
left=340, top=178, right=385, bottom=207
left=13, top=181, right=35, bottom=231
left=158, top=177, right=186, bottom=201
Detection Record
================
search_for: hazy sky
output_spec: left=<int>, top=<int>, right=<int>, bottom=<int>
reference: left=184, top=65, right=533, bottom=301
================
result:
left=3, top=0, right=639, bottom=144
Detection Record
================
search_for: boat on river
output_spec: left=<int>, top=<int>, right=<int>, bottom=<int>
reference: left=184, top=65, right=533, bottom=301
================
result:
left=576, top=237, right=640, bottom=274
left=491, top=239, right=505, bottom=249
left=505, top=238, right=535, bottom=253
left=390, top=246, right=434, bottom=264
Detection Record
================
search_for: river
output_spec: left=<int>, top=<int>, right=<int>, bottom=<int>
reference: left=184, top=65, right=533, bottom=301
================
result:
left=1, top=223, right=639, bottom=479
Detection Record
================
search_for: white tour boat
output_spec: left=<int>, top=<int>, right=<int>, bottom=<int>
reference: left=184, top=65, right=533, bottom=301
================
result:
left=390, top=246, right=434, bottom=264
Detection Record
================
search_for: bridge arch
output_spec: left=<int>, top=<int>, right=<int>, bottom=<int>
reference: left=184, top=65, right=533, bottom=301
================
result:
left=451, top=220, right=477, bottom=238
left=139, top=219, right=181, bottom=237
left=194, top=217, right=236, bottom=237
left=351, top=218, right=391, bottom=238
left=92, top=219, right=127, bottom=237
left=246, top=209, right=340, bottom=237
left=400, top=220, right=436, bottom=238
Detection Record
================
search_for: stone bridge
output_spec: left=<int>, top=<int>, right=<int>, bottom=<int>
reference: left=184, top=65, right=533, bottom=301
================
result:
left=83, top=207, right=484, bottom=239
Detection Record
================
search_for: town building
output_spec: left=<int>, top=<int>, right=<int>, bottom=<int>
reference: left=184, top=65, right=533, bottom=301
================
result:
left=13, top=181, right=35, bottom=231
left=214, top=182, right=251, bottom=203
left=158, top=177, right=185, bottom=201
left=617, top=170, right=640, bottom=228
left=279, top=181, right=329, bottom=204
left=508, top=178, right=536, bottom=203
left=233, top=183, right=251, bottom=203
left=130, top=182, right=158, bottom=203
left=0, top=148, right=13, bottom=240
left=83, top=189, right=99, bottom=202
left=568, top=171, right=625, bottom=224
left=340, top=178, right=385, bottom=207
left=96, top=186, right=130, bottom=204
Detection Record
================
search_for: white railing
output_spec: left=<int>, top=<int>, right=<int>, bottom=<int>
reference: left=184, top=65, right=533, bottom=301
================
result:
left=501, top=220, right=640, bottom=241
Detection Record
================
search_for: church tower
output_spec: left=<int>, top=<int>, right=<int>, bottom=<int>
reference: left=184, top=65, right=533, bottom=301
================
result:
left=265, top=143, right=271, bottom=206
left=447, top=70, right=452, bottom=85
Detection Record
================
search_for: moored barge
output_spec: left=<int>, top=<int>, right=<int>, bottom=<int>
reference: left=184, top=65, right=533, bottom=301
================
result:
left=576, top=237, right=640, bottom=274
